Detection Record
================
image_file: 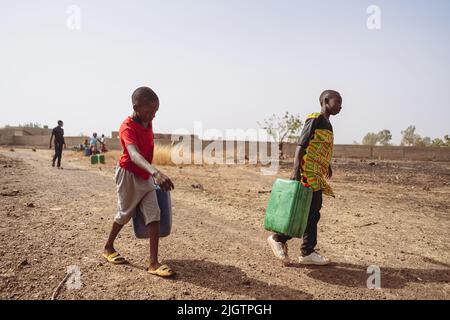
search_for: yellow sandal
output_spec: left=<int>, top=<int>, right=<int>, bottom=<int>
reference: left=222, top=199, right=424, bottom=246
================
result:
left=102, top=251, right=127, bottom=264
left=148, top=264, right=175, bottom=278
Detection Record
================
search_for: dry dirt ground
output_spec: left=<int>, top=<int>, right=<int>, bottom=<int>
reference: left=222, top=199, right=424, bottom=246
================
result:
left=0, top=147, right=449, bottom=300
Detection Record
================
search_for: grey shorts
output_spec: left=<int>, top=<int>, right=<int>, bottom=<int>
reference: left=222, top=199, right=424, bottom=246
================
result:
left=114, top=166, right=160, bottom=225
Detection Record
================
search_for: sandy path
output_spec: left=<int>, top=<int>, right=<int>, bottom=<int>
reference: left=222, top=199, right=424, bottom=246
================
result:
left=0, top=148, right=449, bottom=299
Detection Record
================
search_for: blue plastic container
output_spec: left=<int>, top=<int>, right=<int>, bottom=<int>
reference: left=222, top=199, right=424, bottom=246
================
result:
left=84, top=148, right=92, bottom=156
left=132, top=187, right=172, bottom=238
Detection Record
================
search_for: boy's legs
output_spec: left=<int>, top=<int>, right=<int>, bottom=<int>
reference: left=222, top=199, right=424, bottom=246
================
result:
left=268, top=233, right=291, bottom=262
left=148, top=221, right=160, bottom=270
left=52, top=143, right=58, bottom=166
left=298, top=189, right=329, bottom=265
left=273, top=233, right=292, bottom=243
left=104, top=167, right=161, bottom=268
left=104, top=222, right=124, bottom=255
left=104, top=167, right=143, bottom=257
left=52, top=142, right=63, bottom=167
left=139, top=189, right=162, bottom=270
left=301, top=190, right=322, bottom=256
left=56, top=143, right=63, bottom=167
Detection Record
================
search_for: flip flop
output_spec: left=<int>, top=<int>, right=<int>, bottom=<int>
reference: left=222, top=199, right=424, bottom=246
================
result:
left=102, top=251, right=126, bottom=264
left=148, top=264, right=175, bottom=278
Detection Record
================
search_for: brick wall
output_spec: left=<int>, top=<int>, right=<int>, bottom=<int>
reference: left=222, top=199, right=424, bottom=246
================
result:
left=2, top=133, right=450, bottom=161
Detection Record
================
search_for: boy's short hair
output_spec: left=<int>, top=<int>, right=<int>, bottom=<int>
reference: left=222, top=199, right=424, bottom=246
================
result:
left=132, top=87, right=159, bottom=106
left=319, top=90, right=341, bottom=106
left=57, top=120, right=63, bottom=125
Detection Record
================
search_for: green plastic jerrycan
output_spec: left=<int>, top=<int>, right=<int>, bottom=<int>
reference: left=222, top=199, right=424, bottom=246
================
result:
left=98, top=154, right=105, bottom=164
left=91, top=154, right=99, bottom=165
left=264, top=179, right=313, bottom=238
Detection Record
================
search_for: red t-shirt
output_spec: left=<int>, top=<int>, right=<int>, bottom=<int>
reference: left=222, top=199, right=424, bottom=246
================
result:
left=118, top=116, right=154, bottom=180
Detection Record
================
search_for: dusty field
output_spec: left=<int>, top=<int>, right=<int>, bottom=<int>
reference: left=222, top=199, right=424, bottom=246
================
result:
left=0, top=147, right=449, bottom=300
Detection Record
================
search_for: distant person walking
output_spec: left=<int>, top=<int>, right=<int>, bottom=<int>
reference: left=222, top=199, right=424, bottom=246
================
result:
left=99, top=134, right=108, bottom=153
left=90, top=132, right=99, bottom=154
left=49, top=120, right=66, bottom=169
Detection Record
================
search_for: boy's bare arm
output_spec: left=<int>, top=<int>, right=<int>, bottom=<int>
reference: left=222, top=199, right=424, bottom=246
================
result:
left=126, top=144, right=174, bottom=191
left=327, top=164, right=333, bottom=178
left=49, top=134, right=54, bottom=148
left=290, top=145, right=306, bottom=181
left=126, top=144, right=158, bottom=174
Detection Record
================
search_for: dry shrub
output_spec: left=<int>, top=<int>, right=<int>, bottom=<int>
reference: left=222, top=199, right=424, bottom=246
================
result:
left=80, top=144, right=178, bottom=166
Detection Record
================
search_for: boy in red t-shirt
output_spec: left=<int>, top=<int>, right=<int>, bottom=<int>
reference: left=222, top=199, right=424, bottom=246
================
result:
left=103, top=86, right=175, bottom=277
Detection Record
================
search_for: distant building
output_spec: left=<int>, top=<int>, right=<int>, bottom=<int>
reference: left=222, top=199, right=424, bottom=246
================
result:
left=0, top=126, right=53, bottom=145
left=0, top=126, right=52, bottom=137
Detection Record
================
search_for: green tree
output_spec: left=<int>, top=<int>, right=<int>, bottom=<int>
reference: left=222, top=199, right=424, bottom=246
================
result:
left=258, top=112, right=303, bottom=158
left=445, top=135, right=450, bottom=146
left=377, top=129, right=392, bottom=146
left=362, top=129, right=392, bottom=146
left=415, top=136, right=432, bottom=147
left=431, top=138, right=445, bottom=147
left=401, top=125, right=421, bottom=146
left=362, top=132, right=379, bottom=146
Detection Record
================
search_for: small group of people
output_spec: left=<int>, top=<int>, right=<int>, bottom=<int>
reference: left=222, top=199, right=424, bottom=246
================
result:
left=50, top=122, right=109, bottom=168
left=78, top=133, right=108, bottom=155
left=87, top=133, right=108, bottom=154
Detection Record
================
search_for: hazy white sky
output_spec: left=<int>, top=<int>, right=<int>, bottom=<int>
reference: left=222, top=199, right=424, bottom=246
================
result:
left=1, top=0, right=449, bottom=144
